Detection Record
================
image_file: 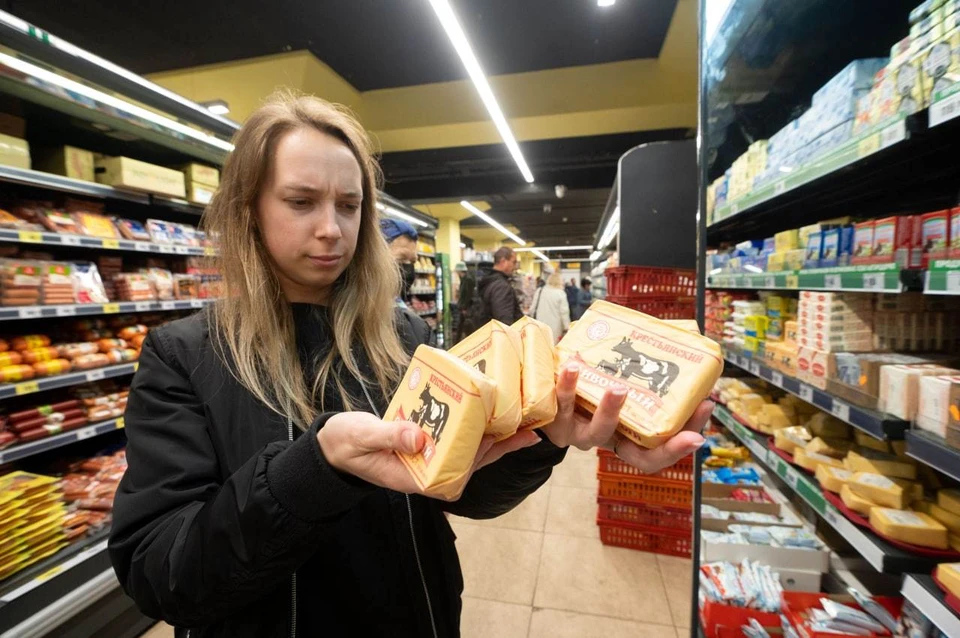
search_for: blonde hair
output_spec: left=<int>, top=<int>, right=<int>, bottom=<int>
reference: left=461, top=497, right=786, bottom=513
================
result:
left=547, top=272, right=564, bottom=288
left=204, top=91, right=407, bottom=428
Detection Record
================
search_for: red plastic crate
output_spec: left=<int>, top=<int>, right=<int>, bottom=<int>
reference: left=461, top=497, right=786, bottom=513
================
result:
left=597, top=471, right=693, bottom=507
left=699, top=599, right=780, bottom=638
left=605, top=266, right=697, bottom=297
left=597, top=517, right=691, bottom=557
left=604, top=295, right=696, bottom=320
left=781, top=592, right=902, bottom=638
left=597, top=497, right=692, bottom=531
left=596, top=449, right=694, bottom=482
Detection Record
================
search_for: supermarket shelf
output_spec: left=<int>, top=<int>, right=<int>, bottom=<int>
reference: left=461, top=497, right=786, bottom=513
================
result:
left=0, top=532, right=113, bottom=635
left=0, top=228, right=215, bottom=256
left=905, top=430, right=960, bottom=484
left=711, top=117, right=909, bottom=226
left=707, top=264, right=919, bottom=293
left=924, top=260, right=960, bottom=295
left=410, top=289, right=437, bottom=296
left=0, top=417, right=124, bottom=464
left=714, top=405, right=929, bottom=574
left=0, top=298, right=214, bottom=321
left=151, top=195, right=206, bottom=215
left=722, top=349, right=908, bottom=440
left=0, top=362, right=138, bottom=400
left=901, top=575, right=960, bottom=638
left=0, top=165, right=150, bottom=204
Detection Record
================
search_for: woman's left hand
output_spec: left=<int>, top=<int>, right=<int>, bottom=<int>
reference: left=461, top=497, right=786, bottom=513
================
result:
left=540, top=363, right=714, bottom=474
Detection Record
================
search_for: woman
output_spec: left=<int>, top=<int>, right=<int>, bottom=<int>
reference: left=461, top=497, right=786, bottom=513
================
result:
left=109, top=93, right=712, bottom=638
left=531, top=272, right=571, bottom=343
left=574, top=277, right=593, bottom=319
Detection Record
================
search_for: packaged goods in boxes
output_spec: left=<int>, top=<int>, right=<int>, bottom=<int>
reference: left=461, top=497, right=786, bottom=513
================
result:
left=780, top=591, right=902, bottom=638
left=556, top=300, right=722, bottom=448
left=699, top=560, right=785, bottom=638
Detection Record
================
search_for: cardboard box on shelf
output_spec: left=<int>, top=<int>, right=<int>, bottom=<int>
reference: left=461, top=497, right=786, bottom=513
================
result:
left=851, top=221, right=875, bottom=264
left=0, top=132, right=30, bottom=170
left=181, top=163, right=220, bottom=188
left=701, top=483, right=781, bottom=516
left=94, top=156, right=186, bottom=198
left=921, top=209, right=950, bottom=266
left=33, top=146, right=95, bottom=182
left=186, top=182, right=216, bottom=205
left=700, top=535, right=830, bottom=573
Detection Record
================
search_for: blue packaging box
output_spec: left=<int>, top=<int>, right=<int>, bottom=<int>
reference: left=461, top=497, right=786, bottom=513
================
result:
left=838, top=225, right=854, bottom=266
left=804, top=231, right=824, bottom=268
left=820, top=229, right=840, bottom=267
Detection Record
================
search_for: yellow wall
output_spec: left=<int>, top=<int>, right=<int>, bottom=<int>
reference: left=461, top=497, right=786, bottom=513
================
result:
left=435, top=218, right=462, bottom=265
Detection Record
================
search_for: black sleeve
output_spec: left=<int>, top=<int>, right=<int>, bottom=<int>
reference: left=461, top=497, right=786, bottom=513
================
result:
left=441, top=435, right=567, bottom=518
left=108, top=332, right=375, bottom=627
left=486, top=279, right=521, bottom=325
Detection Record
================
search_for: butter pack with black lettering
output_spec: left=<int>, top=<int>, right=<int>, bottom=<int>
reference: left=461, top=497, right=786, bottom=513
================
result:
left=556, top=300, right=723, bottom=448
left=511, top=316, right=558, bottom=430
left=387, top=345, right=497, bottom=499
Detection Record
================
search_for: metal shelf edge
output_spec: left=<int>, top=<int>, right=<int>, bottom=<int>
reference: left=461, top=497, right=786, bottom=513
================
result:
left=0, top=417, right=123, bottom=464
left=901, top=575, right=960, bottom=637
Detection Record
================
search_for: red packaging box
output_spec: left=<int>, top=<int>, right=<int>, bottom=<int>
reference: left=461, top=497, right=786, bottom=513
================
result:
left=851, top=221, right=875, bottom=265
left=872, top=215, right=919, bottom=266
left=921, top=209, right=950, bottom=267
left=950, top=208, right=960, bottom=259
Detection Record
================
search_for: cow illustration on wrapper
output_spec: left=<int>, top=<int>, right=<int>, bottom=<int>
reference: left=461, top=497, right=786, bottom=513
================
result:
left=596, top=337, right=680, bottom=397
left=408, top=384, right=451, bottom=445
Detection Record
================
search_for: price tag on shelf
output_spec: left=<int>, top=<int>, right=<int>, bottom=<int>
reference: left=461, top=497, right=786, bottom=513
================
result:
left=76, top=426, right=96, bottom=441
left=160, top=301, right=177, bottom=311
left=190, top=300, right=203, bottom=309
left=60, top=234, right=81, bottom=246
left=17, top=230, right=42, bottom=243
left=783, top=470, right=799, bottom=491
left=158, top=245, right=175, bottom=254
left=771, top=371, right=784, bottom=387
left=134, top=242, right=151, bottom=252
left=946, top=271, right=960, bottom=293
left=55, top=306, right=76, bottom=317
left=749, top=361, right=760, bottom=376
left=930, top=88, right=960, bottom=127
left=133, top=362, right=139, bottom=372
left=862, top=272, right=885, bottom=290
left=101, top=239, right=120, bottom=249
left=135, top=301, right=153, bottom=312
left=879, top=119, right=906, bottom=149
left=116, top=417, right=125, bottom=429
left=204, top=246, right=216, bottom=256
left=174, top=245, right=190, bottom=255
left=831, top=399, right=850, bottom=422
left=822, top=507, right=841, bottom=526
left=824, top=274, right=842, bottom=289
left=785, top=274, right=799, bottom=289
left=857, top=133, right=880, bottom=158
left=799, top=385, right=814, bottom=403
left=730, top=203, right=739, bottom=215
left=103, top=303, right=120, bottom=314
left=774, top=181, right=786, bottom=196
left=18, top=307, right=41, bottom=319
left=764, top=276, right=776, bottom=288
left=85, top=369, right=105, bottom=382
left=14, top=381, right=39, bottom=395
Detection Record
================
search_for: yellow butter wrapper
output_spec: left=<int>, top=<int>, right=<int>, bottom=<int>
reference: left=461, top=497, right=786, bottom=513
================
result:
left=450, top=320, right=523, bottom=440
left=511, top=317, right=558, bottom=430
left=556, top=300, right=724, bottom=448
left=388, top=345, right=497, bottom=500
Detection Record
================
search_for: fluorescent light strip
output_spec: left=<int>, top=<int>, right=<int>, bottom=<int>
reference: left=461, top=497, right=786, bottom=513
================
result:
left=460, top=201, right=527, bottom=246
left=596, top=205, right=620, bottom=249
left=514, top=245, right=593, bottom=252
left=532, top=250, right=550, bottom=262
left=0, top=10, right=239, bottom=132
left=0, top=51, right=234, bottom=153
left=427, top=0, right=534, bottom=183
left=590, top=250, right=603, bottom=262
left=376, top=202, right=429, bottom=228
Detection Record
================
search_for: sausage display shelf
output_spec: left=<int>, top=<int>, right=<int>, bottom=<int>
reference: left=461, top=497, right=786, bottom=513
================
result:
left=0, top=416, right=125, bottom=465
left=0, top=298, right=215, bottom=321
left=0, top=362, right=138, bottom=400
left=0, top=228, right=215, bottom=257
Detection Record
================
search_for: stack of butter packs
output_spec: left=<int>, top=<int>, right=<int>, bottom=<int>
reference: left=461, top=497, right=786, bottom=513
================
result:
left=0, top=471, right=68, bottom=581
left=386, top=300, right=723, bottom=498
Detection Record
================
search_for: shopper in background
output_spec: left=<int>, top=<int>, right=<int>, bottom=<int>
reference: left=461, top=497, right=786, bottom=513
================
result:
left=478, top=246, right=523, bottom=324
left=573, top=277, right=593, bottom=319
left=564, top=277, right=578, bottom=311
left=109, top=93, right=713, bottom=638
left=531, top=272, right=571, bottom=343
left=455, top=263, right=478, bottom=342
left=379, top=217, right=419, bottom=308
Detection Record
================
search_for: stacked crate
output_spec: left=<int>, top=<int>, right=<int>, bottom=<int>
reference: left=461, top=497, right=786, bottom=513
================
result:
left=603, top=266, right=696, bottom=320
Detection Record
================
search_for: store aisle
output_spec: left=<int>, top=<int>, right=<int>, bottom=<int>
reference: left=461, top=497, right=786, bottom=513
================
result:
left=141, top=447, right=690, bottom=638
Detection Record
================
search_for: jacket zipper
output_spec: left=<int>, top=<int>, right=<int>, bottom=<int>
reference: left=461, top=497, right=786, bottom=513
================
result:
left=287, top=417, right=298, bottom=638
left=359, top=383, right=438, bottom=638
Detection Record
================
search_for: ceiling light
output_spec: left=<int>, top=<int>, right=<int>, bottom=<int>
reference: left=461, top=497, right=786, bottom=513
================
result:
left=532, top=249, right=550, bottom=262
left=590, top=250, right=602, bottom=262
left=514, top=245, right=593, bottom=252
left=598, top=0, right=616, bottom=6
left=596, top=205, right=620, bottom=250
left=427, top=0, right=534, bottom=183
left=376, top=201, right=429, bottom=228
left=0, top=51, right=234, bottom=152
left=200, top=99, right=230, bottom=115
left=460, top=201, right=526, bottom=245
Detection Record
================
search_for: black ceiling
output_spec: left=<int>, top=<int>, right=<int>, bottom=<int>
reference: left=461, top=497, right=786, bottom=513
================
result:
left=7, top=0, right=678, bottom=90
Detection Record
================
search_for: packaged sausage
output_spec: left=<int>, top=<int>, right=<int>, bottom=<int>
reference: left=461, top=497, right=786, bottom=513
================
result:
left=36, top=207, right=82, bottom=234
left=69, top=262, right=109, bottom=304
left=103, top=348, right=138, bottom=364
left=146, top=219, right=175, bottom=244
left=31, top=359, right=72, bottom=377
left=0, top=364, right=35, bottom=383
left=113, top=217, right=151, bottom=241
left=449, top=320, right=522, bottom=440
left=0, top=339, right=8, bottom=352
left=9, top=400, right=80, bottom=422
left=387, top=345, right=497, bottom=500
left=0, top=351, right=22, bottom=367
left=173, top=274, right=199, bottom=299
left=73, top=211, right=119, bottom=239
left=72, top=353, right=109, bottom=370
left=21, top=347, right=61, bottom=364
left=117, top=325, right=147, bottom=341
left=11, top=335, right=51, bottom=351
left=147, top=268, right=174, bottom=300
left=58, top=342, right=100, bottom=359
left=97, top=338, right=127, bottom=352
left=556, top=300, right=724, bottom=448
left=511, top=317, right=558, bottom=430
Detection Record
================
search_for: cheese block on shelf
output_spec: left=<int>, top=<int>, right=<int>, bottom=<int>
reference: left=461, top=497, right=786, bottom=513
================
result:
left=930, top=503, right=960, bottom=535
left=937, top=563, right=960, bottom=597
left=853, top=430, right=891, bottom=454
left=774, top=426, right=812, bottom=455
left=939, top=489, right=960, bottom=516
left=912, top=500, right=935, bottom=515
left=739, top=393, right=766, bottom=415
left=869, top=508, right=949, bottom=549
left=951, top=534, right=960, bottom=552
left=807, top=412, right=851, bottom=439
left=815, top=465, right=853, bottom=493
left=756, top=404, right=793, bottom=430
left=843, top=449, right=917, bottom=480
left=796, top=448, right=845, bottom=473
left=847, top=472, right=907, bottom=509
left=806, top=436, right=855, bottom=459
left=841, top=483, right=878, bottom=516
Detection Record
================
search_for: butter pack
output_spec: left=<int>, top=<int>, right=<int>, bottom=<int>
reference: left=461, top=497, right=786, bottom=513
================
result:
left=387, top=345, right=497, bottom=500
left=450, top=320, right=523, bottom=440
left=511, top=317, right=558, bottom=430
left=556, top=300, right=724, bottom=448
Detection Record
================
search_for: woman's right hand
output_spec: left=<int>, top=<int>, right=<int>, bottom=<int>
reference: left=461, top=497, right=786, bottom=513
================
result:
left=317, top=412, right=540, bottom=496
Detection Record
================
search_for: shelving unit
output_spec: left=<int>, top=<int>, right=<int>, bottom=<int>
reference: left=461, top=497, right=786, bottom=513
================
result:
left=0, top=298, right=215, bottom=321
left=707, top=264, right=920, bottom=293
left=0, top=362, right=138, bottom=399
left=0, top=417, right=124, bottom=464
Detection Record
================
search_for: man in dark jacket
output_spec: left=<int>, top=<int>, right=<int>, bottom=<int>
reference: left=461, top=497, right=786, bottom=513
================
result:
left=478, top=246, right=523, bottom=324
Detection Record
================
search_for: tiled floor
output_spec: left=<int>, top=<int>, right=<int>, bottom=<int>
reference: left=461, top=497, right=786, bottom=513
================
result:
left=141, top=447, right=693, bottom=637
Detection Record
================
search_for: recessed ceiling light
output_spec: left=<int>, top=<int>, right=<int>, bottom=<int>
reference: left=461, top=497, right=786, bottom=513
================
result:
left=200, top=99, right=230, bottom=115
left=598, top=0, right=616, bottom=6
left=427, top=0, right=534, bottom=183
